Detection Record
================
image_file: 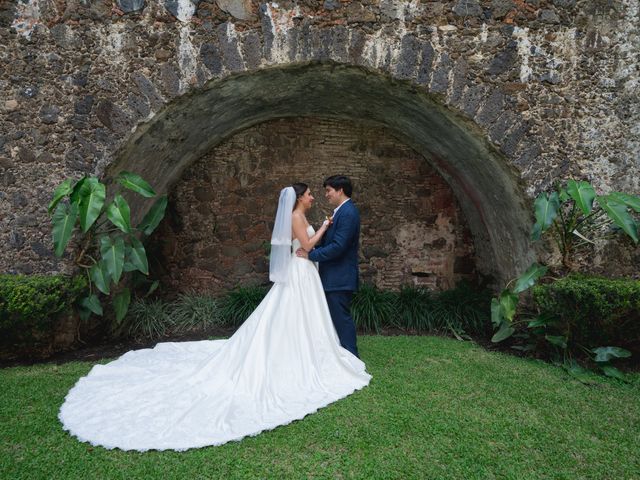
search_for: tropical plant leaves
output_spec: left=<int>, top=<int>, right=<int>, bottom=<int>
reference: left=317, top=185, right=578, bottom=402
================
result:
left=52, top=202, right=79, bottom=257
left=116, top=171, right=156, bottom=198
left=137, top=195, right=168, bottom=236
left=106, top=194, right=132, bottom=233
left=125, top=237, right=149, bottom=275
left=600, top=364, right=627, bottom=381
left=532, top=192, right=560, bottom=240
left=69, top=176, right=88, bottom=204
left=48, top=179, right=73, bottom=214
left=592, top=346, right=632, bottom=363
left=545, top=335, right=567, bottom=349
left=90, top=261, right=111, bottom=295
left=78, top=178, right=106, bottom=233
left=113, top=288, right=131, bottom=324
left=100, top=236, right=125, bottom=284
left=490, top=298, right=503, bottom=327
left=597, top=195, right=639, bottom=244
left=513, top=263, right=548, bottom=294
left=609, top=192, right=640, bottom=213
left=491, top=322, right=515, bottom=343
left=80, top=294, right=103, bottom=316
left=527, top=313, right=556, bottom=328
left=499, top=289, right=518, bottom=322
left=563, top=362, right=598, bottom=385
left=567, top=180, right=596, bottom=216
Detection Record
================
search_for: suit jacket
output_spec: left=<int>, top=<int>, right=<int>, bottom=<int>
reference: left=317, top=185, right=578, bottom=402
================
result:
left=308, top=199, right=360, bottom=292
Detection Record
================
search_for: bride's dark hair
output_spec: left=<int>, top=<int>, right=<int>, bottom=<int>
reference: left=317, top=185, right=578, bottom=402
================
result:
left=292, top=183, right=308, bottom=197
left=291, top=183, right=308, bottom=209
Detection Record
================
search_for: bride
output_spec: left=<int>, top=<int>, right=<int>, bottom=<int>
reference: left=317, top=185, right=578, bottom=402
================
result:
left=59, top=183, right=372, bottom=451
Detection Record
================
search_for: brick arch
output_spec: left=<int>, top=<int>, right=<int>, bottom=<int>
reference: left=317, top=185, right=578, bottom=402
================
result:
left=107, top=62, right=534, bottom=284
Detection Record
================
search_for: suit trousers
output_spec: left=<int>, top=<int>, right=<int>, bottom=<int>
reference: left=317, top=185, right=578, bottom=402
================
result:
left=325, top=291, right=359, bottom=358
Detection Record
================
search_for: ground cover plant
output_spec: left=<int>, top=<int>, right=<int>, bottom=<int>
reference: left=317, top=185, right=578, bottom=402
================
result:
left=1, top=336, right=639, bottom=479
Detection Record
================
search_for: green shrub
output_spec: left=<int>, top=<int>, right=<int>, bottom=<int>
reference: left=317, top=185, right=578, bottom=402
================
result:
left=127, top=299, right=173, bottom=341
left=395, top=286, right=436, bottom=332
left=0, top=274, right=87, bottom=346
left=218, top=285, right=269, bottom=327
left=352, top=284, right=397, bottom=333
left=434, top=281, right=492, bottom=338
left=533, top=275, right=640, bottom=355
left=172, top=292, right=221, bottom=332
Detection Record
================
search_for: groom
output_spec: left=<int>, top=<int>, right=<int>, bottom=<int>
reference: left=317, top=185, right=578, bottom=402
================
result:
left=297, top=175, right=361, bottom=358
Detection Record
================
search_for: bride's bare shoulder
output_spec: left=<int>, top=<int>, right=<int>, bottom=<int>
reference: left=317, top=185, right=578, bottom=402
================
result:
left=292, top=211, right=306, bottom=222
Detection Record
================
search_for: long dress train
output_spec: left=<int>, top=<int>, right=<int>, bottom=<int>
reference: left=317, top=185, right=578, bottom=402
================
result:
left=59, top=227, right=371, bottom=451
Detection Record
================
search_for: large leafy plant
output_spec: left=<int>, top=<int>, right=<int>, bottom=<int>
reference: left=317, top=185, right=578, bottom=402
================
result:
left=48, top=172, right=167, bottom=332
left=531, top=180, right=639, bottom=269
left=490, top=180, right=639, bottom=379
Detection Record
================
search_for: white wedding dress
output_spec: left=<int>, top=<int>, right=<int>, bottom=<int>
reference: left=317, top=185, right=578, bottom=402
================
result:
left=59, top=226, right=371, bottom=451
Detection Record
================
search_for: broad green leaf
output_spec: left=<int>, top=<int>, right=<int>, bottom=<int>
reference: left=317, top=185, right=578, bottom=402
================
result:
left=564, top=363, right=597, bottom=385
left=116, top=171, right=156, bottom=198
left=513, top=263, right=547, bottom=293
left=80, top=294, right=103, bottom=316
left=527, top=313, right=556, bottom=328
left=123, top=261, right=138, bottom=272
left=78, top=306, right=92, bottom=321
left=567, top=180, right=596, bottom=216
left=491, top=322, right=515, bottom=343
left=146, top=280, right=159, bottom=296
left=106, top=194, right=132, bottom=233
left=511, top=344, right=535, bottom=352
left=48, top=179, right=73, bottom=214
left=609, top=192, right=640, bottom=213
left=531, top=192, right=560, bottom=240
left=78, top=178, right=106, bottom=233
left=597, top=195, right=639, bottom=243
left=490, top=298, right=503, bottom=327
left=69, top=176, right=88, bottom=204
left=545, top=335, right=567, bottom=349
left=137, top=195, right=168, bottom=236
left=100, top=236, right=125, bottom=284
left=52, top=202, right=78, bottom=257
left=499, top=289, right=518, bottom=322
left=558, top=188, right=570, bottom=202
left=600, top=364, right=627, bottom=382
left=113, top=288, right=131, bottom=324
left=125, top=237, right=149, bottom=275
left=90, top=261, right=110, bottom=295
left=592, top=346, right=632, bottom=363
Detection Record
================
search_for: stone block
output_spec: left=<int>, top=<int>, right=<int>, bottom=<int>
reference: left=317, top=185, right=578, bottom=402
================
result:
left=241, top=31, right=262, bottom=70
left=216, top=0, right=256, bottom=20
left=491, top=0, right=514, bottom=18
left=39, top=105, right=60, bottom=124
left=74, top=95, right=94, bottom=115
left=538, top=9, right=560, bottom=23
left=117, top=0, right=145, bottom=13
left=395, top=34, right=420, bottom=80
left=200, top=43, right=223, bottom=76
left=452, top=0, right=483, bottom=17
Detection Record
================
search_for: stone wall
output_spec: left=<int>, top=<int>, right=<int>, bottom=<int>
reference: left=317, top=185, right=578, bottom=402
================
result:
left=151, top=116, right=476, bottom=292
left=0, top=0, right=638, bottom=285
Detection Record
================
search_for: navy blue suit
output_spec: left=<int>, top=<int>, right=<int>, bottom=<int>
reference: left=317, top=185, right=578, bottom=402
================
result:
left=308, top=200, right=360, bottom=357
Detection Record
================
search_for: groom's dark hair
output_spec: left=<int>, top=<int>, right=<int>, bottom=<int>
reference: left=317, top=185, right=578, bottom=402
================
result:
left=323, top=175, right=353, bottom=197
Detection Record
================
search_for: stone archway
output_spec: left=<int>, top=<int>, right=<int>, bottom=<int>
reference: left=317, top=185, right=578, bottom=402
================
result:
left=107, top=63, right=534, bottom=284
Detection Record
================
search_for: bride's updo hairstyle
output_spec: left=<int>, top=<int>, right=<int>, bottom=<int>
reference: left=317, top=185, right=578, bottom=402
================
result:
left=292, top=182, right=308, bottom=210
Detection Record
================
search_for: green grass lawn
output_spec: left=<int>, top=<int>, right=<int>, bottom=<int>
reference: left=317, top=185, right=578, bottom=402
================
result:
left=1, top=336, right=639, bottom=479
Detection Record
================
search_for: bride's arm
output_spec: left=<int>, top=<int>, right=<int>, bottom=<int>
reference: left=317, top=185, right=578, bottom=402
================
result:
left=292, top=212, right=329, bottom=252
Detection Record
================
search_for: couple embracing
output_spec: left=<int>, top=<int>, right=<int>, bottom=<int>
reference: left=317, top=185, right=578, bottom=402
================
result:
left=59, top=175, right=371, bottom=451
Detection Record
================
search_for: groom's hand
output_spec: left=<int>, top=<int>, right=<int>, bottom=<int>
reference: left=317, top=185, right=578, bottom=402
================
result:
left=296, top=248, right=309, bottom=259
